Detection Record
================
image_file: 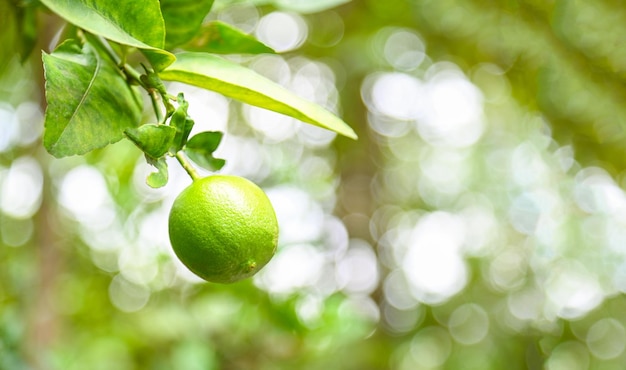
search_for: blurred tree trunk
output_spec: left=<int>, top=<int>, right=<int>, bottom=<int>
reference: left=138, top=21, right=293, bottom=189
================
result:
left=25, top=12, right=64, bottom=368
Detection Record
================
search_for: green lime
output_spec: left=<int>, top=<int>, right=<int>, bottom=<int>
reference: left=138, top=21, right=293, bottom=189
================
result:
left=168, top=175, right=279, bottom=283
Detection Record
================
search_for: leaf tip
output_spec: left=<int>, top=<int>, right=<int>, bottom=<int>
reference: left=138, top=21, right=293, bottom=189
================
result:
left=343, top=128, right=358, bottom=140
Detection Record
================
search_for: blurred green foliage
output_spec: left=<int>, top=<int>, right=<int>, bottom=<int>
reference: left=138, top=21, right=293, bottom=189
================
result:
left=3, top=0, right=626, bottom=369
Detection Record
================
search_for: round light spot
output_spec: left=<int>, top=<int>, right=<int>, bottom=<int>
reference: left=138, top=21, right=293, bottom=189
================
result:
left=410, top=326, right=452, bottom=368
left=418, top=69, right=485, bottom=147
left=384, top=269, right=419, bottom=310
left=336, top=240, right=379, bottom=294
left=403, top=212, right=468, bottom=305
left=382, top=302, right=424, bottom=334
left=586, top=318, right=626, bottom=360
left=489, top=250, right=527, bottom=291
left=255, top=243, right=325, bottom=295
left=545, top=262, right=604, bottom=320
left=58, top=165, right=115, bottom=229
left=448, top=303, right=489, bottom=345
left=0, top=156, right=43, bottom=219
left=1, top=217, right=33, bottom=247
left=384, top=28, right=426, bottom=71
left=108, top=275, right=150, bottom=313
left=363, top=72, right=425, bottom=121
left=0, top=103, right=18, bottom=152
left=256, top=11, right=307, bottom=52
left=545, top=341, right=589, bottom=370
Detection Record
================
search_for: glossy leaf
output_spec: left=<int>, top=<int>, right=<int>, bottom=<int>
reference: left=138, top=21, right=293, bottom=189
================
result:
left=124, top=124, right=177, bottom=159
left=39, top=0, right=175, bottom=70
left=185, top=21, right=274, bottom=54
left=185, top=131, right=226, bottom=171
left=161, top=0, right=215, bottom=48
left=160, top=52, right=357, bottom=139
left=42, top=39, right=143, bottom=157
left=146, top=156, right=169, bottom=188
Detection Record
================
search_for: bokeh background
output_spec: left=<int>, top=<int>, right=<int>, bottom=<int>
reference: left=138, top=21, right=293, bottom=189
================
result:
left=3, top=0, right=626, bottom=369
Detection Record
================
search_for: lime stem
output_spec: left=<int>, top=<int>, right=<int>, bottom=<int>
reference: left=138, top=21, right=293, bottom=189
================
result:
left=175, top=151, right=201, bottom=181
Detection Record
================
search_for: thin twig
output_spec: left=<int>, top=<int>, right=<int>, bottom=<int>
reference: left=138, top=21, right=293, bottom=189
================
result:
left=148, top=90, right=164, bottom=123
left=175, top=151, right=201, bottom=181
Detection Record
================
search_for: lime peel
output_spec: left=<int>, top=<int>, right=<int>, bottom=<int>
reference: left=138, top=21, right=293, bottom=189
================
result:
left=168, top=175, right=279, bottom=283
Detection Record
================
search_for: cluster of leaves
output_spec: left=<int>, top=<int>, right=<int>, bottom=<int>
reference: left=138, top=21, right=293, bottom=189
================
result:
left=37, top=0, right=356, bottom=187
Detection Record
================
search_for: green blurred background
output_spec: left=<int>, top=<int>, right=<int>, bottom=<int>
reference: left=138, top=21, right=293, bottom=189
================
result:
left=3, top=0, right=626, bottom=369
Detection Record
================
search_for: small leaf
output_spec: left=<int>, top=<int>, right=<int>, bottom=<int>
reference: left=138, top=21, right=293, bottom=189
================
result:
left=184, top=131, right=226, bottom=171
left=146, top=156, right=169, bottom=188
left=39, top=0, right=175, bottom=70
left=185, top=21, right=275, bottom=54
left=42, top=39, right=143, bottom=157
left=160, top=52, right=357, bottom=139
left=169, top=93, right=194, bottom=151
left=124, top=124, right=177, bottom=159
left=187, top=131, right=223, bottom=152
left=161, top=0, right=215, bottom=48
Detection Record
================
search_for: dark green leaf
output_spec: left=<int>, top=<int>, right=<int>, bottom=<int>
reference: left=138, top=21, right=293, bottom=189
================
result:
left=161, top=0, right=215, bottom=48
left=0, top=0, right=37, bottom=77
left=184, top=131, right=226, bottom=171
left=159, top=52, right=357, bottom=139
left=42, top=39, right=143, bottom=157
left=146, top=156, right=169, bottom=188
left=39, top=0, right=175, bottom=70
left=185, top=21, right=274, bottom=55
left=0, top=0, right=19, bottom=78
left=169, top=93, right=194, bottom=152
left=124, top=124, right=177, bottom=159
left=18, top=3, right=38, bottom=62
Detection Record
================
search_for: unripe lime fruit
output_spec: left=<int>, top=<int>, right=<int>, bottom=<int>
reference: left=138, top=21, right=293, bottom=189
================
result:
left=168, top=175, right=279, bottom=283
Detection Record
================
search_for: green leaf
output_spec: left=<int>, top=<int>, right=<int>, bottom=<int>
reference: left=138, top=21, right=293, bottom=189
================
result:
left=0, top=0, right=38, bottom=77
left=211, top=0, right=351, bottom=13
left=146, top=156, right=169, bottom=188
left=159, top=52, right=358, bottom=139
left=142, top=50, right=177, bottom=72
left=271, top=0, right=351, bottom=13
left=185, top=21, right=275, bottom=55
left=124, top=124, right=177, bottom=159
left=42, top=39, right=143, bottom=157
left=18, top=3, right=38, bottom=62
left=39, top=0, right=175, bottom=70
left=184, top=131, right=226, bottom=171
left=0, top=0, right=20, bottom=78
left=161, top=0, right=215, bottom=48
left=170, top=93, right=195, bottom=152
